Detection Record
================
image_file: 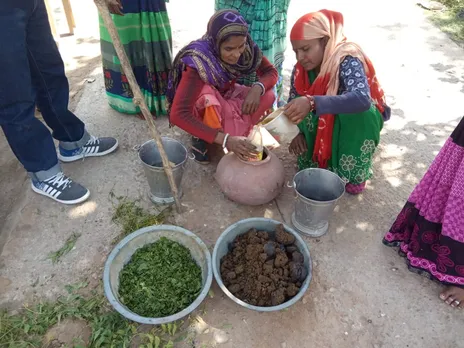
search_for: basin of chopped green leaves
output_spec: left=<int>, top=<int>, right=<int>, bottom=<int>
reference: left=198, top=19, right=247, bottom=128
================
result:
left=118, top=237, right=203, bottom=317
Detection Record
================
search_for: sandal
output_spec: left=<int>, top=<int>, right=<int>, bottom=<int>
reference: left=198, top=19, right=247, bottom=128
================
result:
left=191, top=137, right=210, bottom=164
left=345, top=182, right=366, bottom=195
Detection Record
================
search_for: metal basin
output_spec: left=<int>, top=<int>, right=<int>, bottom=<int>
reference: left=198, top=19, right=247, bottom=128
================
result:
left=103, top=225, right=212, bottom=324
left=212, top=218, right=312, bottom=312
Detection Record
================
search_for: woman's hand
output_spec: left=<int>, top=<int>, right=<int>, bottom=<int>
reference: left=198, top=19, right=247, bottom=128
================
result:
left=242, top=85, right=262, bottom=115
left=226, top=136, right=259, bottom=161
left=284, top=97, right=312, bottom=125
left=289, top=133, right=307, bottom=156
left=108, top=0, right=124, bottom=15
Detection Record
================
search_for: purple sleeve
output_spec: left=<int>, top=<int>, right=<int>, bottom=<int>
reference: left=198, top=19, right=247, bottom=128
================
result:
left=314, top=56, right=372, bottom=116
left=287, top=66, right=300, bottom=103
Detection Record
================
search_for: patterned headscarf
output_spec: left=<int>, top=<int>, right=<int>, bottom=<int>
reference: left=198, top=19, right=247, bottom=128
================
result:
left=166, top=9, right=263, bottom=110
left=290, top=9, right=386, bottom=168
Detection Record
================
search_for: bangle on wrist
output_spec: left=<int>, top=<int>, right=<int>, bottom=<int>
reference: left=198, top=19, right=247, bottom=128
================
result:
left=222, top=133, right=230, bottom=149
left=305, top=95, right=315, bottom=112
left=252, top=82, right=265, bottom=96
left=222, top=133, right=230, bottom=154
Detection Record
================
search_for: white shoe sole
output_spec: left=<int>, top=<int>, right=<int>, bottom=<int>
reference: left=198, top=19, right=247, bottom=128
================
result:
left=58, top=140, right=119, bottom=163
left=31, top=183, right=90, bottom=205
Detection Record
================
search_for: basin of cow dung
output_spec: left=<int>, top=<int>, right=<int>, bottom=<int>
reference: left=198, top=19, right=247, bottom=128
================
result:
left=212, top=218, right=312, bottom=312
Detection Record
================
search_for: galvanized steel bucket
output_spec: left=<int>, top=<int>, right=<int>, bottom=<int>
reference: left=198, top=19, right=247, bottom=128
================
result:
left=290, top=168, right=345, bottom=237
left=138, top=137, right=189, bottom=204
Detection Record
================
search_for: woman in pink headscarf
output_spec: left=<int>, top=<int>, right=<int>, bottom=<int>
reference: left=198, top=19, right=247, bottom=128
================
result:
left=284, top=9, right=390, bottom=194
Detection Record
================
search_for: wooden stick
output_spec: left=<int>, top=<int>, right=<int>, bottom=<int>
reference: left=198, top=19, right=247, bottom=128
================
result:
left=94, top=0, right=183, bottom=213
left=62, top=0, right=76, bottom=35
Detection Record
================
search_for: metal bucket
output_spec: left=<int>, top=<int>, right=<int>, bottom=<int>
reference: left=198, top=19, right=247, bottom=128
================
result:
left=290, top=168, right=345, bottom=237
left=138, top=137, right=188, bottom=204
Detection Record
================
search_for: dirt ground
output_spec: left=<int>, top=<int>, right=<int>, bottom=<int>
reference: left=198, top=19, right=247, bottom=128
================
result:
left=1, top=0, right=464, bottom=347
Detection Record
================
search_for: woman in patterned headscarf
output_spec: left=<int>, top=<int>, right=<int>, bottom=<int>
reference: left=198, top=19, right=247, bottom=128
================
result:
left=167, top=9, right=277, bottom=163
left=214, top=0, right=291, bottom=107
left=284, top=10, right=390, bottom=194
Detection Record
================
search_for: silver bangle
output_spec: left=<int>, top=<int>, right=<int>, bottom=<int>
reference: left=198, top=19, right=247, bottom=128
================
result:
left=222, top=133, right=230, bottom=149
left=253, top=82, right=265, bottom=96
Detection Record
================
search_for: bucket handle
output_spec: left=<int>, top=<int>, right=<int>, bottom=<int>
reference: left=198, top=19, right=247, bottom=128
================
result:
left=134, top=144, right=194, bottom=162
left=286, top=181, right=294, bottom=188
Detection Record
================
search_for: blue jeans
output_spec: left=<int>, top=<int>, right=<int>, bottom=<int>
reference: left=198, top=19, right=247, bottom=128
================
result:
left=0, top=0, right=90, bottom=181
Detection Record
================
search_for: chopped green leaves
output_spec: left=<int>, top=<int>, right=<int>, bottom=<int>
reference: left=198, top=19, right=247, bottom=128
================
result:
left=119, top=238, right=202, bottom=318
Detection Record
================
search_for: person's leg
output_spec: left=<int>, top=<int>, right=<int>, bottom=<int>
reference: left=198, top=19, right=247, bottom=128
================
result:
left=0, top=0, right=91, bottom=204
left=0, top=0, right=90, bottom=204
left=27, top=0, right=87, bottom=146
left=0, top=1, right=116, bottom=204
left=27, top=0, right=118, bottom=163
left=0, top=0, right=58, bottom=178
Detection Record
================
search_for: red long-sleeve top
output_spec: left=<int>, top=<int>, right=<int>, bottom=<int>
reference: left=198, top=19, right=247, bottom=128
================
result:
left=169, top=56, right=278, bottom=143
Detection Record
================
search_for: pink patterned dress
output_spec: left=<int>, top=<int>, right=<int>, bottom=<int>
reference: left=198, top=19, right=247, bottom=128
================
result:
left=383, top=118, right=464, bottom=288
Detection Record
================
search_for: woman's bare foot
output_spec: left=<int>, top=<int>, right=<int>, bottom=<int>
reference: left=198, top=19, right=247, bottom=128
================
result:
left=440, top=286, right=464, bottom=308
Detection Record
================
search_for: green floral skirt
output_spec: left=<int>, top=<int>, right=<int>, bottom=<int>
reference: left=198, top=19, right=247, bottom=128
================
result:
left=297, top=105, right=384, bottom=184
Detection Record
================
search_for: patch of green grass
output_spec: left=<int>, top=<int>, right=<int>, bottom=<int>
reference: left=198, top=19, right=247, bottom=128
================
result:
left=110, top=193, right=167, bottom=241
left=0, top=283, right=188, bottom=348
left=435, top=0, right=463, bottom=10
left=429, top=0, right=464, bottom=43
left=47, top=232, right=81, bottom=264
left=0, top=197, right=182, bottom=347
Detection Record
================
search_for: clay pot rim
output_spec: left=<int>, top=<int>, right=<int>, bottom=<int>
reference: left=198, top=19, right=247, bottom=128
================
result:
left=237, top=147, right=271, bottom=166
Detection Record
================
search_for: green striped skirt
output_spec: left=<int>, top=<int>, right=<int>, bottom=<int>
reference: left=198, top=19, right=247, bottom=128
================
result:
left=99, top=0, right=172, bottom=115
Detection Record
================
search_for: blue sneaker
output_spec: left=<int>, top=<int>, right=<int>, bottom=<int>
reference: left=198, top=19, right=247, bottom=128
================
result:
left=58, top=136, right=118, bottom=163
left=31, top=172, right=90, bottom=205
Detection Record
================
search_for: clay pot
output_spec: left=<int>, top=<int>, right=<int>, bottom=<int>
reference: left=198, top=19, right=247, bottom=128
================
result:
left=215, top=148, right=285, bottom=206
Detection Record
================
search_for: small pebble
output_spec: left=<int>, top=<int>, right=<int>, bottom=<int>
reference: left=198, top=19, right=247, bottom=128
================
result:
left=214, top=330, right=229, bottom=344
left=391, top=267, right=398, bottom=272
